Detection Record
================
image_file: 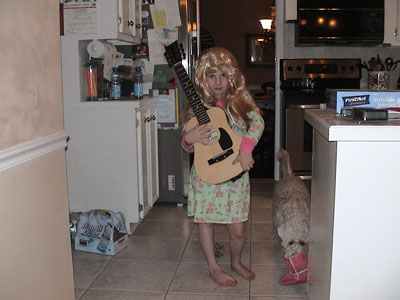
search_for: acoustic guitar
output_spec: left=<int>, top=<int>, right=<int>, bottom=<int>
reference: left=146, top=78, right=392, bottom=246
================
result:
left=164, top=41, right=244, bottom=184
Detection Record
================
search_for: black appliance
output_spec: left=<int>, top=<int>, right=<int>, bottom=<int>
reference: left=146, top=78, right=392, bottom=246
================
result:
left=296, top=0, right=384, bottom=46
left=280, top=58, right=361, bottom=176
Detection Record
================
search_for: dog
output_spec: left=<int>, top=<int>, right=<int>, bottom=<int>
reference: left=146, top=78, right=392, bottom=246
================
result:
left=273, top=149, right=310, bottom=258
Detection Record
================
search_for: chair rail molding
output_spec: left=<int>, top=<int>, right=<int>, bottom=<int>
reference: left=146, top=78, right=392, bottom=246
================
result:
left=0, top=131, right=68, bottom=172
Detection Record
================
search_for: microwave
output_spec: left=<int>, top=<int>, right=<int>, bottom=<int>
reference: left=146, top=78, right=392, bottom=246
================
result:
left=295, top=0, right=384, bottom=46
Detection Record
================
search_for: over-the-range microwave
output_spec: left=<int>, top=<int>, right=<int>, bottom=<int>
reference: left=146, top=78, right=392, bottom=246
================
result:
left=295, top=0, right=384, bottom=46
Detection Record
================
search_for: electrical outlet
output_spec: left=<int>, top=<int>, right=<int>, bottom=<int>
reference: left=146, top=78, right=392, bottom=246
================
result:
left=168, top=175, right=175, bottom=191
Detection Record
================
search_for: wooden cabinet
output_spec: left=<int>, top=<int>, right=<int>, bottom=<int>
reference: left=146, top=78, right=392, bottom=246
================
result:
left=384, top=0, right=400, bottom=45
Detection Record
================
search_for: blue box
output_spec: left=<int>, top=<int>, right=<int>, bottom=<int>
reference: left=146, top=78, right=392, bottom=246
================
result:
left=327, top=89, right=400, bottom=113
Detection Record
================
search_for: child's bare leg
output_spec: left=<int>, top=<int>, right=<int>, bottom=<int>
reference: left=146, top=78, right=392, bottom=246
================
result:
left=198, top=223, right=238, bottom=287
left=227, top=222, right=255, bottom=280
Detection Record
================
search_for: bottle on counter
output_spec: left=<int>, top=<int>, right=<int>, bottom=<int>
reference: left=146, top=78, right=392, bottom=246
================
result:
left=111, top=67, right=121, bottom=100
left=83, top=60, right=98, bottom=101
left=133, top=66, right=143, bottom=100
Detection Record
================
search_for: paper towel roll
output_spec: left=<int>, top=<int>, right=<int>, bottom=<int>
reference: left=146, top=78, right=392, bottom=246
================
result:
left=87, top=40, right=118, bottom=81
left=87, top=39, right=106, bottom=58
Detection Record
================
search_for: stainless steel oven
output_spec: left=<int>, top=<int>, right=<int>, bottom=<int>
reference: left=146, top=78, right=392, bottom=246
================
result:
left=280, top=58, right=361, bottom=176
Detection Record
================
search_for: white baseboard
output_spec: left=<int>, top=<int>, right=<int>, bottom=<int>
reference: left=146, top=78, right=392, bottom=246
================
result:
left=0, top=131, right=69, bottom=172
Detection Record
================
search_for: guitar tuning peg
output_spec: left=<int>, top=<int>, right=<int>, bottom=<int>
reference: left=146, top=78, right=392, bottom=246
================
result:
left=179, top=44, right=186, bottom=59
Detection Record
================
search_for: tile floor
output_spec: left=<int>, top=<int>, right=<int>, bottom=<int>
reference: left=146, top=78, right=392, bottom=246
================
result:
left=72, top=179, right=309, bottom=299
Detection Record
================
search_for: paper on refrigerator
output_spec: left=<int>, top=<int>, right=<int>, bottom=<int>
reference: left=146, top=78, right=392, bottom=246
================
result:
left=149, top=0, right=182, bottom=28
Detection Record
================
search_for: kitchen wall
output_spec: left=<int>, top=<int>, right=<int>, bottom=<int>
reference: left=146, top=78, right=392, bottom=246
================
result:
left=200, top=0, right=275, bottom=87
left=0, top=1, right=74, bottom=299
left=0, top=1, right=64, bottom=150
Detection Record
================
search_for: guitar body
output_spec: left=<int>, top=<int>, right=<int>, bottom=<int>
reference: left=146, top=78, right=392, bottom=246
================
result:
left=185, top=107, right=243, bottom=184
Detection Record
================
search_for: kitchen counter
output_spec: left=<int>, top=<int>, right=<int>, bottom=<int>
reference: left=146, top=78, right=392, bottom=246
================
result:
left=305, top=108, right=400, bottom=141
left=305, top=108, right=400, bottom=300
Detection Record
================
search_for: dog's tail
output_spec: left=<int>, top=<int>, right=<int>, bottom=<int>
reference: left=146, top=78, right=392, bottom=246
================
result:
left=278, top=149, right=294, bottom=178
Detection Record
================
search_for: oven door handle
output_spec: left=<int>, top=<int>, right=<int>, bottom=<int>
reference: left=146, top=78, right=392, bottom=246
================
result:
left=286, top=104, right=321, bottom=109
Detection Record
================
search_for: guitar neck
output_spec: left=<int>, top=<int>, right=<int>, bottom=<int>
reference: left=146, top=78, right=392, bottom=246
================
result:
left=173, top=62, right=210, bottom=125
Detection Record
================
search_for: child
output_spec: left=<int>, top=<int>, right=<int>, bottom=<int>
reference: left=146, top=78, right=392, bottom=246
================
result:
left=181, top=47, right=265, bottom=287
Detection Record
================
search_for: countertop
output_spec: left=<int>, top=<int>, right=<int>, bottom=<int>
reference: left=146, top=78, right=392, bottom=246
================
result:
left=304, top=108, right=400, bottom=142
left=75, top=96, right=159, bottom=109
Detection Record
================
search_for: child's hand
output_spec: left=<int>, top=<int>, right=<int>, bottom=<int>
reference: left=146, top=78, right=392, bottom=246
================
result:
left=233, top=151, right=254, bottom=171
left=184, top=124, right=210, bottom=145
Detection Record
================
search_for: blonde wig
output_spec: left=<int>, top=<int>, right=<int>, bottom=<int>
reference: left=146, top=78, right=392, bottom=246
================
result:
left=182, top=47, right=259, bottom=126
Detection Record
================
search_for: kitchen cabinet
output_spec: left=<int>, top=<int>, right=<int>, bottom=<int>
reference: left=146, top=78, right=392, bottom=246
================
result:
left=305, top=108, right=400, bottom=300
left=384, top=0, right=400, bottom=45
left=136, top=104, right=159, bottom=218
left=62, top=99, right=159, bottom=233
left=62, top=0, right=142, bottom=44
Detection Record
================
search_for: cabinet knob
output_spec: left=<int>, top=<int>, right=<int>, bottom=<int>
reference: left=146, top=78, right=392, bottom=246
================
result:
left=136, top=24, right=141, bottom=29
left=128, top=20, right=134, bottom=26
left=151, top=115, right=156, bottom=121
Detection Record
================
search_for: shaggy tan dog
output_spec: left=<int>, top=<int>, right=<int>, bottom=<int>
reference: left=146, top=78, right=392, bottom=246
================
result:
left=273, top=149, right=310, bottom=258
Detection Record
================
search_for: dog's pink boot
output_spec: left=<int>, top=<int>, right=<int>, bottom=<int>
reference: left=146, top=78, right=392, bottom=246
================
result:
left=279, top=252, right=308, bottom=285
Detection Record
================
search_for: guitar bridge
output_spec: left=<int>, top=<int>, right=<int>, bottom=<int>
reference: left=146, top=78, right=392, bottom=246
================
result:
left=208, top=149, right=234, bottom=165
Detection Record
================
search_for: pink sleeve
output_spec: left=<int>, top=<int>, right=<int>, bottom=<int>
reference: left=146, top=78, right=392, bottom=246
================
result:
left=239, top=136, right=256, bottom=155
left=181, top=134, right=194, bottom=150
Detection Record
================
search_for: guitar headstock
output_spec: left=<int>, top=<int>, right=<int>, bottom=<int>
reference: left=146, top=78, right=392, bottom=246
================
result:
left=164, top=41, right=185, bottom=68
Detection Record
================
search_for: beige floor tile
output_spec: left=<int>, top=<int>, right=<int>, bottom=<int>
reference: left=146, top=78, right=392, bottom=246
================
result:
left=74, top=288, right=86, bottom=300
left=181, top=239, right=251, bottom=265
left=91, top=260, right=178, bottom=292
left=132, top=220, right=193, bottom=239
left=250, top=265, right=308, bottom=297
left=251, top=207, right=273, bottom=223
left=251, top=242, right=285, bottom=265
left=145, top=204, right=190, bottom=221
left=251, top=179, right=275, bottom=194
left=115, top=237, right=186, bottom=262
left=72, top=249, right=113, bottom=260
left=169, top=262, right=250, bottom=295
left=166, top=293, right=248, bottom=300
left=251, top=223, right=276, bottom=241
left=72, top=257, right=110, bottom=289
left=251, top=194, right=273, bottom=208
left=80, top=289, right=165, bottom=300
left=251, top=297, right=308, bottom=300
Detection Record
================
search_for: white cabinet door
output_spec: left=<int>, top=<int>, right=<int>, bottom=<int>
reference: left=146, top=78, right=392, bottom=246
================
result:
left=136, top=108, right=150, bottom=219
left=129, top=0, right=142, bottom=38
left=148, top=105, right=159, bottom=206
left=136, top=104, right=158, bottom=218
left=118, top=0, right=131, bottom=36
left=384, top=0, right=400, bottom=45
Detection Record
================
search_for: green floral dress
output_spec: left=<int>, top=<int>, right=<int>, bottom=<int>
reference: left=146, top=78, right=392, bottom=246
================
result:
left=185, top=103, right=265, bottom=224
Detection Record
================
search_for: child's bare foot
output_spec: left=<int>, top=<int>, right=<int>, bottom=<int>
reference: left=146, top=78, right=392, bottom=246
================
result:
left=209, top=267, right=238, bottom=287
left=231, top=263, right=255, bottom=280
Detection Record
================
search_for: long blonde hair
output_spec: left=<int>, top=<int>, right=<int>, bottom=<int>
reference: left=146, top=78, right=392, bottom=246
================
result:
left=181, top=47, right=259, bottom=126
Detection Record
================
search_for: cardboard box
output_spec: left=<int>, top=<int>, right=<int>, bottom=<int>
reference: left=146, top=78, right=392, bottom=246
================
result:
left=75, top=231, right=128, bottom=256
left=327, top=89, right=400, bottom=113
left=74, top=210, right=128, bottom=256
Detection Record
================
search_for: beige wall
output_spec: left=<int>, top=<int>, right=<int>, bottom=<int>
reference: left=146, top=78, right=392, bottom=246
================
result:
left=0, top=1, right=74, bottom=299
left=0, top=149, right=74, bottom=300
left=0, top=0, right=64, bottom=150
